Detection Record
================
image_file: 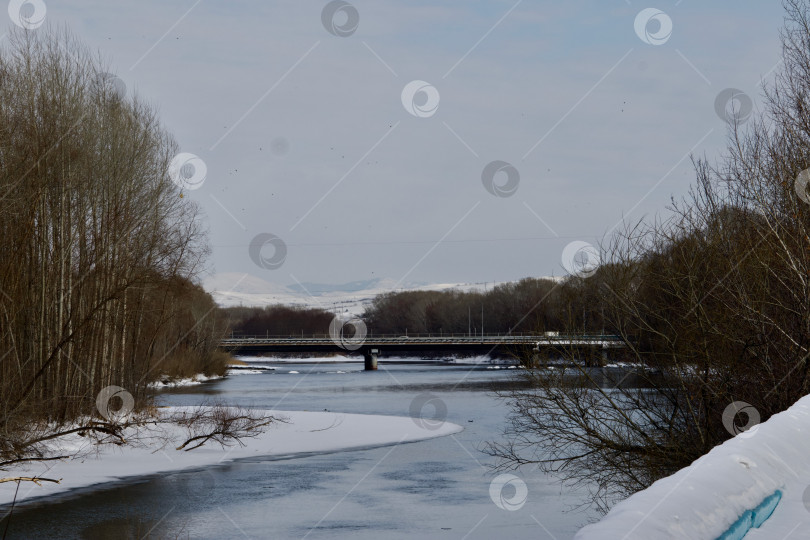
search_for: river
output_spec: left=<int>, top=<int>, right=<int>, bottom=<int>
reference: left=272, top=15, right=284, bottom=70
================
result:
left=4, top=359, right=597, bottom=539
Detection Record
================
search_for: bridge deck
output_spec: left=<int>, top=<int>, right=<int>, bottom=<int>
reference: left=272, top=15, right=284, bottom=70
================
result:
left=219, top=334, right=624, bottom=353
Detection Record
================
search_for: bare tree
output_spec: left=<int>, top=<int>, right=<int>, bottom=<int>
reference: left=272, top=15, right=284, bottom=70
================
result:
left=0, top=27, right=252, bottom=479
left=168, top=404, right=285, bottom=452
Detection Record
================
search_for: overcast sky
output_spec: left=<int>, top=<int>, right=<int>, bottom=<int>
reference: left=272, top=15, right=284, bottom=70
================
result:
left=24, top=1, right=787, bottom=289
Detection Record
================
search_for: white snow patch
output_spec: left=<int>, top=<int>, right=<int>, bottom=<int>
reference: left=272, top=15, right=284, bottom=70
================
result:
left=446, top=355, right=515, bottom=365
left=148, top=374, right=223, bottom=389
left=227, top=363, right=276, bottom=374
left=226, top=369, right=266, bottom=375
left=576, top=393, right=810, bottom=539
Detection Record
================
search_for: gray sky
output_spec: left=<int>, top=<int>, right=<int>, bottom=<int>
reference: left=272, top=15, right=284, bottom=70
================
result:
left=31, top=1, right=786, bottom=289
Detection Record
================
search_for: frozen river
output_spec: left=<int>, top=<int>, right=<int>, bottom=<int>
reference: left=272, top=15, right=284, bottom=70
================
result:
left=5, top=359, right=597, bottom=539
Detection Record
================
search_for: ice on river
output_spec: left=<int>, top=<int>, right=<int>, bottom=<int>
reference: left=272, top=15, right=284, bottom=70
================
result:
left=0, top=407, right=463, bottom=508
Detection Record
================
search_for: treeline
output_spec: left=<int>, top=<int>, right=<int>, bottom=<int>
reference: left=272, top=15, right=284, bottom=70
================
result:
left=363, top=278, right=604, bottom=335
left=0, top=28, right=227, bottom=429
left=499, top=194, right=810, bottom=511
left=363, top=278, right=568, bottom=335
left=224, top=305, right=335, bottom=336
left=218, top=278, right=606, bottom=339
left=491, top=0, right=810, bottom=512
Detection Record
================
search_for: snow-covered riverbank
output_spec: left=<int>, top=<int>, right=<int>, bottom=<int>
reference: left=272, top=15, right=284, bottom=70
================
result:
left=148, top=373, right=226, bottom=388
left=0, top=409, right=463, bottom=508
left=576, top=394, right=810, bottom=539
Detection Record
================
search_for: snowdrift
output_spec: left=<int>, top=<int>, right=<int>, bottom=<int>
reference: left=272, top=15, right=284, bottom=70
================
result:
left=576, top=394, right=810, bottom=539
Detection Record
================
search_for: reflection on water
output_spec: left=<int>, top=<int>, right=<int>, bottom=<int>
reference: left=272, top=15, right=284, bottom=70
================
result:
left=3, top=360, right=598, bottom=539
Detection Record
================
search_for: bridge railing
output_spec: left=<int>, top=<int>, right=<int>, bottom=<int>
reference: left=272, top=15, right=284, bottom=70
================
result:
left=223, top=332, right=619, bottom=339
left=220, top=333, right=623, bottom=343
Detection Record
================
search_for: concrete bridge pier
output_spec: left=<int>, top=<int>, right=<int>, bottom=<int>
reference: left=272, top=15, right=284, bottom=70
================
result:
left=364, top=348, right=379, bottom=371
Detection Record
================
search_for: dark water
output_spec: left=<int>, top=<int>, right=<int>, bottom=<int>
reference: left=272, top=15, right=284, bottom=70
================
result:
left=2, top=359, right=597, bottom=539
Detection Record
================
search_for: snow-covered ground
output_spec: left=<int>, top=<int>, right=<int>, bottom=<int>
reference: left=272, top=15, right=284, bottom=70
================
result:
left=576, top=394, right=810, bottom=539
left=149, top=364, right=279, bottom=386
left=0, top=408, right=463, bottom=508
left=226, top=366, right=275, bottom=375
left=148, top=373, right=225, bottom=388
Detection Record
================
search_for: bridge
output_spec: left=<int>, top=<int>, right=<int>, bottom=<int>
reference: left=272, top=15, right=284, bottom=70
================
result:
left=219, top=333, right=625, bottom=370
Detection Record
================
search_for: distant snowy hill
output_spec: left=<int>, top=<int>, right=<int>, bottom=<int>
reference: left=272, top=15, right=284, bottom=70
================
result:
left=204, top=273, right=292, bottom=295
left=202, top=273, right=529, bottom=315
left=286, top=278, right=385, bottom=295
